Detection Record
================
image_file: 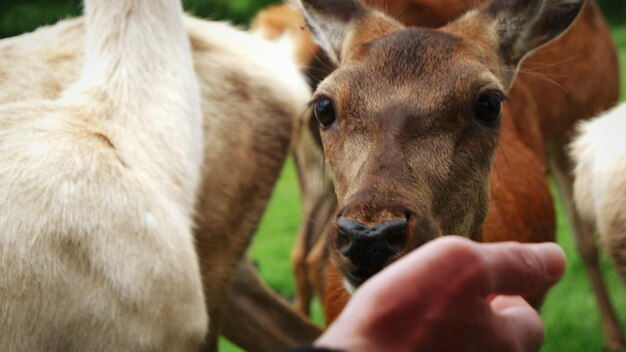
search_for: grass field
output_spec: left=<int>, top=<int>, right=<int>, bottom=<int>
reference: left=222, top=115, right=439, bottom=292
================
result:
left=220, top=22, right=626, bottom=352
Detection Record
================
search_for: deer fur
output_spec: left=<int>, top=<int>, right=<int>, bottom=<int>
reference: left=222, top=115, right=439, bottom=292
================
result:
left=571, top=102, right=626, bottom=352
left=252, top=4, right=337, bottom=316
left=292, top=0, right=618, bottom=338
left=0, top=0, right=208, bottom=350
left=572, top=103, right=626, bottom=280
left=0, top=11, right=319, bottom=352
left=254, top=4, right=620, bottom=346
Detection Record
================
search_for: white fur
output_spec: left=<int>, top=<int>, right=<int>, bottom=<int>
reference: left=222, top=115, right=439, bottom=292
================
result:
left=0, top=0, right=208, bottom=351
left=185, top=16, right=310, bottom=111
left=572, top=103, right=626, bottom=262
left=0, top=7, right=312, bottom=349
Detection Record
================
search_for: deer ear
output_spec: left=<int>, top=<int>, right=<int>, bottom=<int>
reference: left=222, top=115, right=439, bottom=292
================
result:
left=447, top=0, right=584, bottom=87
left=292, top=0, right=403, bottom=64
left=486, top=0, right=584, bottom=65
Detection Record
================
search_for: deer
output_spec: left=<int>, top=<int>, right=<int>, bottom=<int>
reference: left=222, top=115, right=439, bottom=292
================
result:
left=0, top=8, right=320, bottom=352
left=256, top=2, right=622, bottom=349
left=0, top=0, right=208, bottom=350
left=292, top=0, right=623, bottom=350
left=571, top=102, right=626, bottom=351
left=253, top=4, right=338, bottom=317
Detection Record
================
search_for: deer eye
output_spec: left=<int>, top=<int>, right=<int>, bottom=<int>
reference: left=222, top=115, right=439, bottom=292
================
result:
left=313, top=97, right=336, bottom=129
left=475, top=92, right=505, bottom=125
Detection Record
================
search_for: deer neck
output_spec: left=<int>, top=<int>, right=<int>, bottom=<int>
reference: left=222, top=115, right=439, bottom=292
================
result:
left=74, top=0, right=203, bottom=208
left=78, top=0, right=197, bottom=111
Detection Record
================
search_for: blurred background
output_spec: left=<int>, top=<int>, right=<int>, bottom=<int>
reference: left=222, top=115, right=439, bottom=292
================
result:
left=3, top=0, right=621, bottom=37
left=0, top=0, right=278, bottom=38
left=1, top=1, right=625, bottom=351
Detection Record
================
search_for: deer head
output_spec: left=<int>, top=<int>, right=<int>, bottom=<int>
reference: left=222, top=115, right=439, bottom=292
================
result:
left=294, top=0, right=584, bottom=291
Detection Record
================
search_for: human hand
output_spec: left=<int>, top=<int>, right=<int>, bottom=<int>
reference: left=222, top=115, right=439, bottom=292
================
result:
left=315, top=236, right=566, bottom=352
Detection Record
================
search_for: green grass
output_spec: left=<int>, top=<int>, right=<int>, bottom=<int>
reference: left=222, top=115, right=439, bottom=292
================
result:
left=542, top=181, right=626, bottom=352
left=221, top=22, right=626, bottom=352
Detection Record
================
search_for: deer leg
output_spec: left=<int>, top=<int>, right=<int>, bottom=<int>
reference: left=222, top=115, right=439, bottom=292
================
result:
left=306, top=222, right=330, bottom=303
left=549, top=143, right=626, bottom=351
left=607, top=227, right=626, bottom=285
left=604, top=215, right=626, bottom=352
left=201, top=307, right=223, bottom=352
left=292, top=226, right=313, bottom=316
left=294, top=172, right=337, bottom=316
left=222, top=258, right=322, bottom=352
left=576, top=214, right=626, bottom=351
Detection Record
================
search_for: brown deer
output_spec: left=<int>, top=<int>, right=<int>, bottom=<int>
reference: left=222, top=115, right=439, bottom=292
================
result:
left=292, top=0, right=622, bottom=350
left=256, top=1, right=622, bottom=349
left=0, top=14, right=321, bottom=352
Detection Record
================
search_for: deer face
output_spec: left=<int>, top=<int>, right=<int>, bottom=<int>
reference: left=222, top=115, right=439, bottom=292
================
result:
left=295, top=0, right=584, bottom=290
left=315, top=29, right=503, bottom=288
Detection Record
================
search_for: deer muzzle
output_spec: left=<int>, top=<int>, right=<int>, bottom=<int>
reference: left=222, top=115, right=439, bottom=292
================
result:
left=331, top=203, right=441, bottom=291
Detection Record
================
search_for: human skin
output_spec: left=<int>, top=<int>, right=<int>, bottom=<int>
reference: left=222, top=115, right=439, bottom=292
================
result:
left=316, top=236, right=566, bottom=352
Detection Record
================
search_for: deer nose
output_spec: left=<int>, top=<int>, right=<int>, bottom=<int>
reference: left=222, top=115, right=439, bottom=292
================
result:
left=336, top=217, right=408, bottom=284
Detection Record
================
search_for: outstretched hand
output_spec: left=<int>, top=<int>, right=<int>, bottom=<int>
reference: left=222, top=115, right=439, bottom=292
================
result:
left=316, top=236, right=566, bottom=352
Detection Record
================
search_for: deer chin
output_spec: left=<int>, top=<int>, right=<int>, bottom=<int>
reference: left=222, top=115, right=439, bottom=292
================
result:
left=343, top=269, right=369, bottom=288
left=340, top=263, right=391, bottom=294
left=335, top=259, right=378, bottom=294
left=337, top=265, right=366, bottom=294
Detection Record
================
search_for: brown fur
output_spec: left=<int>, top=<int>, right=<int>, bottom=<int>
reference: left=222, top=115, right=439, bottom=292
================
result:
left=291, top=126, right=337, bottom=314
left=252, top=4, right=337, bottom=317
left=192, top=47, right=297, bottom=350
left=221, top=259, right=321, bottom=351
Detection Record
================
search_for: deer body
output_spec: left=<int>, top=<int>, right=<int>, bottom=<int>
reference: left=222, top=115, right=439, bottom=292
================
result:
left=183, top=17, right=316, bottom=351
left=573, top=103, right=626, bottom=280
left=0, top=11, right=318, bottom=351
left=0, top=0, right=208, bottom=350
left=571, top=103, right=626, bottom=351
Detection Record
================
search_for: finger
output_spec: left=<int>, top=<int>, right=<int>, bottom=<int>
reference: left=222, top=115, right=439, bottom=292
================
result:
left=480, top=242, right=566, bottom=296
left=491, top=295, right=544, bottom=352
left=361, top=236, right=479, bottom=295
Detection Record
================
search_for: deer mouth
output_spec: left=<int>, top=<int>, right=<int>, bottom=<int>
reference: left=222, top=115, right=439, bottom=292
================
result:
left=342, top=271, right=371, bottom=294
left=341, top=260, right=394, bottom=293
left=332, top=208, right=442, bottom=293
left=345, top=270, right=370, bottom=287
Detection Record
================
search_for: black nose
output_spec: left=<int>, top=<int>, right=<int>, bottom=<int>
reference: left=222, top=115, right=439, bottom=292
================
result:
left=336, top=217, right=408, bottom=284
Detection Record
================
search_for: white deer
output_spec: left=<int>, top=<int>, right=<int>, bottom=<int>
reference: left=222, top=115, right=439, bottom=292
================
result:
left=571, top=102, right=626, bottom=351
left=0, top=0, right=208, bottom=350
left=0, top=4, right=318, bottom=352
